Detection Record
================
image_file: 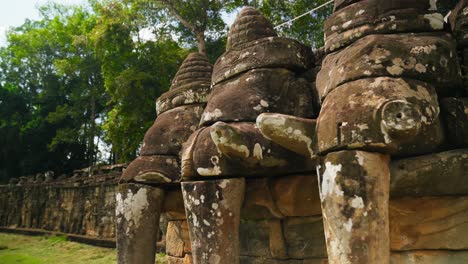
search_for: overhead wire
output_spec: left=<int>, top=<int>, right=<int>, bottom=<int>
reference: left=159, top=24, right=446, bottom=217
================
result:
left=274, top=0, right=334, bottom=30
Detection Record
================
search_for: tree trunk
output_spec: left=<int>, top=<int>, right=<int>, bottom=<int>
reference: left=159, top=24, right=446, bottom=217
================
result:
left=195, top=31, right=206, bottom=55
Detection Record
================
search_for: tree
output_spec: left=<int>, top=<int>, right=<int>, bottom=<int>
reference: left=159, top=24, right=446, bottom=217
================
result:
left=46, top=4, right=107, bottom=167
left=91, top=0, right=187, bottom=162
left=154, top=0, right=226, bottom=54
left=0, top=3, right=105, bottom=181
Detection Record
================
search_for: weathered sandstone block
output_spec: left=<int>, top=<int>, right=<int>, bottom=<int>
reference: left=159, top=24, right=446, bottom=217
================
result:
left=226, top=6, right=276, bottom=50
left=167, top=255, right=193, bottom=264
left=116, top=183, right=164, bottom=264
left=181, top=122, right=315, bottom=178
left=181, top=7, right=316, bottom=184
left=316, top=77, right=443, bottom=156
left=440, top=98, right=468, bottom=147
left=182, top=178, right=245, bottom=264
left=390, top=197, right=468, bottom=250
left=391, top=251, right=468, bottom=264
left=239, top=220, right=275, bottom=258
left=317, top=33, right=462, bottom=99
left=242, top=178, right=283, bottom=219
left=256, top=113, right=317, bottom=159
left=166, top=220, right=191, bottom=257
left=239, top=251, right=468, bottom=264
left=201, top=69, right=313, bottom=125
left=121, top=52, right=212, bottom=185
left=269, top=220, right=288, bottom=259
left=212, top=7, right=312, bottom=85
left=283, top=216, right=327, bottom=258
left=271, top=175, right=321, bottom=217
left=333, top=0, right=360, bottom=11
left=318, top=150, right=390, bottom=264
left=324, top=0, right=443, bottom=52
left=449, top=0, right=468, bottom=49
left=390, top=149, right=468, bottom=197
left=239, top=256, right=303, bottom=264
left=212, top=38, right=313, bottom=85
left=140, top=105, right=204, bottom=156
left=162, top=189, right=186, bottom=220
left=119, top=155, right=180, bottom=184
left=156, top=53, right=212, bottom=115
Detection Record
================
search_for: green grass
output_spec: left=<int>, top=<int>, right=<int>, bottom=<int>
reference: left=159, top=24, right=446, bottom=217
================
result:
left=0, top=233, right=167, bottom=264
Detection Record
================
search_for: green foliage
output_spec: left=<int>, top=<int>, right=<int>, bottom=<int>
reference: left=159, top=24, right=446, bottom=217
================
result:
left=0, top=4, right=104, bottom=181
left=91, top=0, right=187, bottom=162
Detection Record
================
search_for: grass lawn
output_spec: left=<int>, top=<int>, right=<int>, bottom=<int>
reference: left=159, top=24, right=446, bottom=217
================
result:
left=0, top=233, right=167, bottom=264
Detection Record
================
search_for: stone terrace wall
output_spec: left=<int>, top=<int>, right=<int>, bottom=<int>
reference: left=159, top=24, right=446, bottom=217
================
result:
left=0, top=167, right=123, bottom=245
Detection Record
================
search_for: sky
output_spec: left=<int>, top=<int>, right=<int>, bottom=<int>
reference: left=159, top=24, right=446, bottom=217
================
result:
left=0, top=0, right=238, bottom=46
left=0, top=0, right=88, bottom=45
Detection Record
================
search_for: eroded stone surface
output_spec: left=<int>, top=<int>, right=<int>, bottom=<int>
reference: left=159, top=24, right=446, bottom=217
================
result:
left=120, top=155, right=180, bottom=184
left=167, top=255, right=193, bottom=264
left=181, top=7, right=316, bottom=185
left=156, top=53, right=212, bottom=115
left=116, top=183, right=164, bottom=264
left=239, top=251, right=468, bottom=264
left=390, top=197, right=468, bottom=250
left=324, top=0, right=444, bottom=52
left=317, top=33, right=462, bottom=99
left=242, top=178, right=283, bottom=219
left=239, top=220, right=273, bottom=258
left=283, top=216, right=327, bottom=258
left=390, top=251, right=468, bottom=264
left=257, top=113, right=317, bottom=159
left=316, top=77, right=444, bottom=156
left=318, top=150, right=390, bottom=264
left=390, top=149, right=468, bottom=197
left=120, top=52, right=212, bottom=186
left=440, top=98, right=468, bottom=147
left=141, top=105, right=204, bottom=156
left=239, top=256, right=304, bottom=264
left=182, top=178, right=245, bottom=264
left=166, top=220, right=191, bottom=257
left=226, top=7, right=277, bottom=50
left=213, top=7, right=312, bottom=85
left=449, top=0, right=468, bottom=48
left=271, top=175, right=322, bottom=217
left=163, top=189, right=186, bottom=220
left=333, top=0, right=360, bottom=11
left=212, top=38, right=313, bottom=85
left=182, top=122, right=315, bottom=179
left=202, top=69, right=314, bottom=125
